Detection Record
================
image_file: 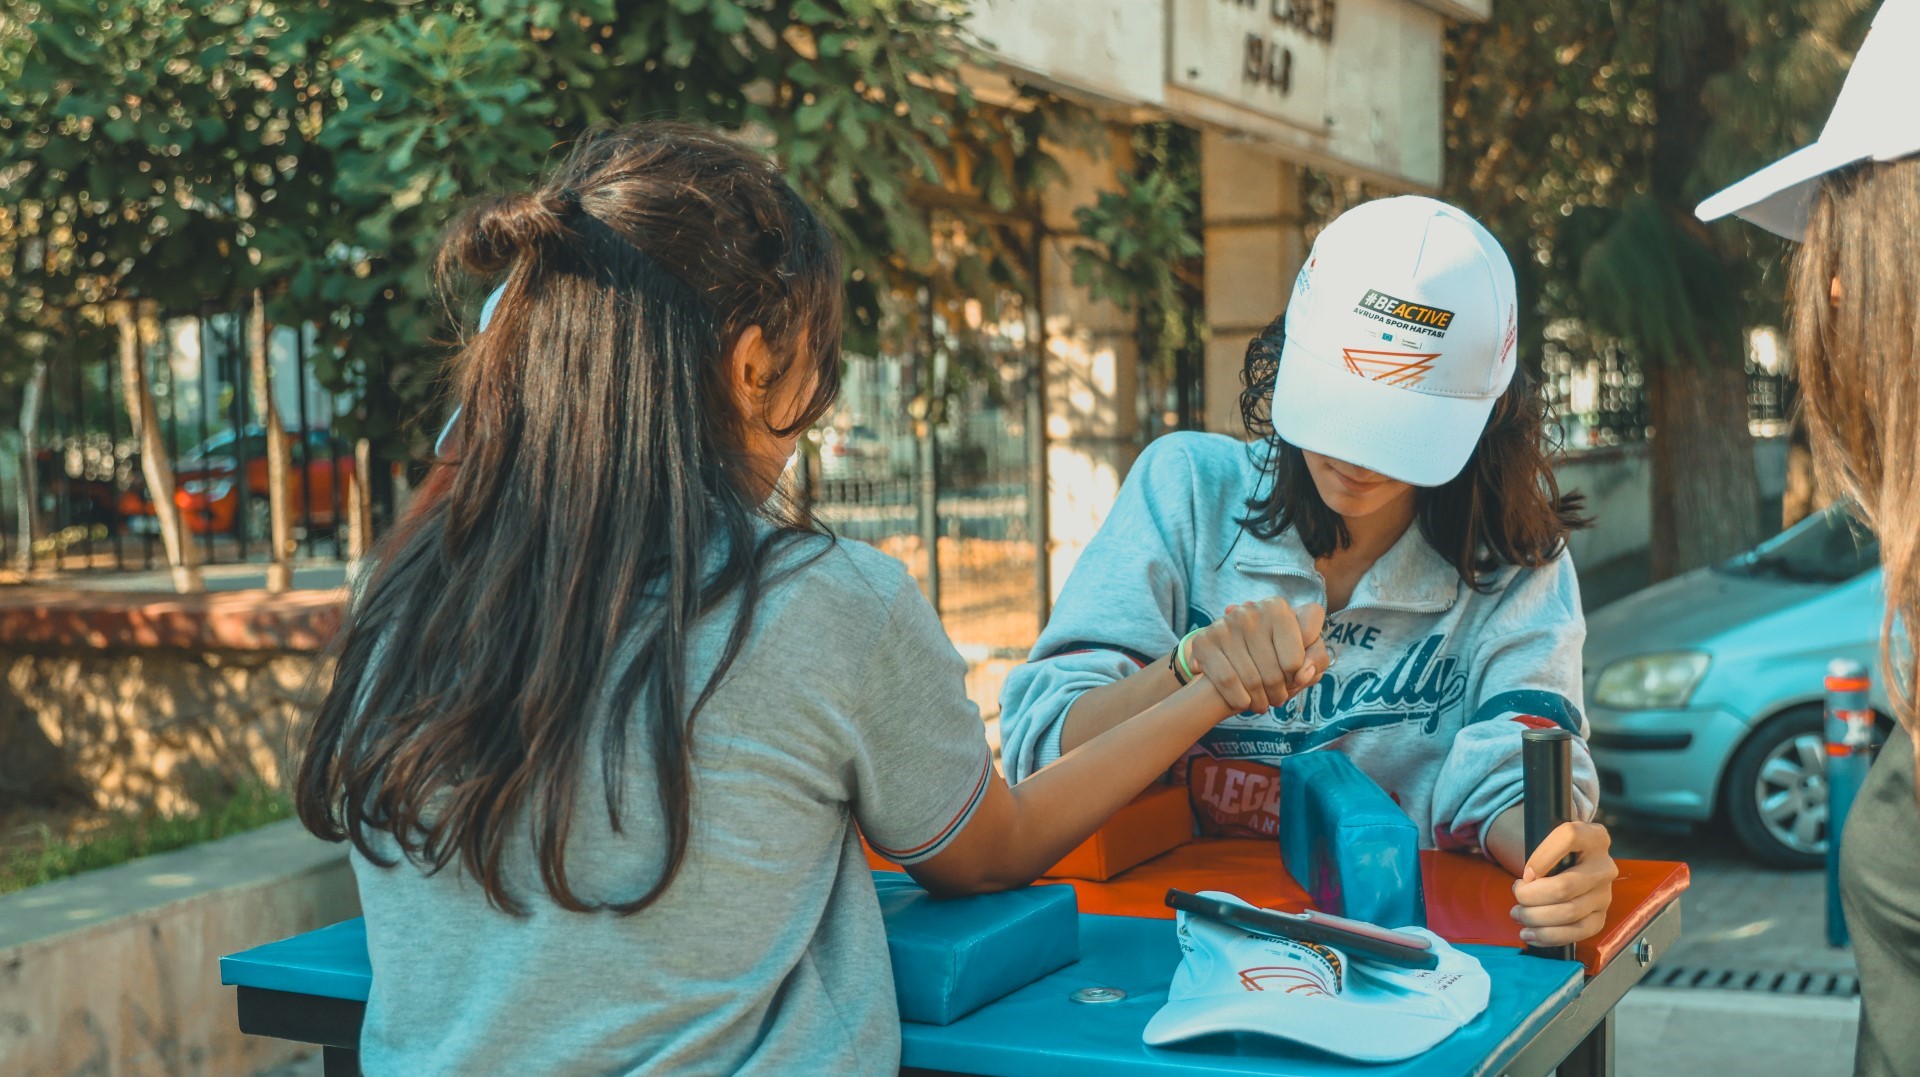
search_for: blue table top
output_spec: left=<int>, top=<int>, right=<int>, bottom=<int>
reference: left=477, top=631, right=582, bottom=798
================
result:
left=899, top=915, right=1582, bottom=1077
left=222, top=914, right=1581, bottom=1077
left=222, top=917, right=371, bottom=1001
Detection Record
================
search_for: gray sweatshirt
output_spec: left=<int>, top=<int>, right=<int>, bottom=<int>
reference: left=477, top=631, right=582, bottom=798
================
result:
left=999, top=432, right=1597, bottom=851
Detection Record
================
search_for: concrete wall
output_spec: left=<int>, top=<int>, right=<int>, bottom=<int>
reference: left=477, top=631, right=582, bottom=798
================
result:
left=2, top=649, right=326, bottom=815
left=971, top=0, right=1458, bottom=190
left=0, top=821, right=360, bottom=1077
left=0, top=590, right=338, bottom=815
left=1039, top=129, right=1141, bottom=595
left=1200, top=132, right=1305, bottom=436
left=1556, top=437, right=1790, bottom=571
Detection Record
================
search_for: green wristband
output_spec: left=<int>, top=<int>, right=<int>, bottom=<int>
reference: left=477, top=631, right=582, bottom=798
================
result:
left=1175, top=627, right=1205, bottom=683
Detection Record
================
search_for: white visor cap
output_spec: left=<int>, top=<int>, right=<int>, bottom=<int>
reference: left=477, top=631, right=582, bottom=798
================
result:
left=1695, top=0, right=1920, bottom=240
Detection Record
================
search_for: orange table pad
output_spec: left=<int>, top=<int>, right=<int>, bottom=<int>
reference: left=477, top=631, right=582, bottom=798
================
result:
left=863, top=835, right=1689, bottom=977
left=1030, top=839, right=1689, bottom=976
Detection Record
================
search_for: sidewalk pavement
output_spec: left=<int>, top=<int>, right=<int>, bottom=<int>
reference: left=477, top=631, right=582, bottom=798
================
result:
left=1609, top=823, right=1860, bottom=1075
left=1617, top=988, right=1858, bottom=1077
left=36, top=560, right=351, bottom=593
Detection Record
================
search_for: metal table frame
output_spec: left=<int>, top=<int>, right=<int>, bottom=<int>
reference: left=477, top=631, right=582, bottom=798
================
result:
left=232, top=899, right=1678, bottom=1077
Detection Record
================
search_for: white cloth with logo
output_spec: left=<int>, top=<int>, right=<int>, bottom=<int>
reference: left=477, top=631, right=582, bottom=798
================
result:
left=1144, top=891, right=1490, bottom=1061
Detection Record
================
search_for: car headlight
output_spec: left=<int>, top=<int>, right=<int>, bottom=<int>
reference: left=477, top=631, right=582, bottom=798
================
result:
left=1593, top=652, right=1712, bottom=710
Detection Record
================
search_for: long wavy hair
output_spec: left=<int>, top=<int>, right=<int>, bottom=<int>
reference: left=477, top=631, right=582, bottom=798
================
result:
left=295, top=123, right=843, bottom=914
left=1790, top=157, right=1920, bottom=765
left=1236, top=314, right=1589, bottom=587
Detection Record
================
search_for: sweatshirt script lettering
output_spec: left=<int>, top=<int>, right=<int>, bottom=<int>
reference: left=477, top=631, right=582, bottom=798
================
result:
left=1199, top=632, right=1470, bottom=759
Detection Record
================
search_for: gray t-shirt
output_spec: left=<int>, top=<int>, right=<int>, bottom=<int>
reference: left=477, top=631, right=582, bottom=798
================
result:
left=349, top=537, right=993, bottom=1075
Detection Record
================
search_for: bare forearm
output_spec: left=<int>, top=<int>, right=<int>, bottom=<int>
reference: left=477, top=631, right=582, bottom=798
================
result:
left=911, top=678, right=1227, bottom=895
left=1482, top=804, right=1527, bottom=876
left=1057, top=655, right=1183, bottom=756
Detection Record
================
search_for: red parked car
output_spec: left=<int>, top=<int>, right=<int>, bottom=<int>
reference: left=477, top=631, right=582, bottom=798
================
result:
left=125, top=426, right=355, bottom=538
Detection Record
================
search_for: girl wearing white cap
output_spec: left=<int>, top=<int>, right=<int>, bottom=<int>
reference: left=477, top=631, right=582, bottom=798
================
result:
left=1698, top=1, right=1920, bottom=1070
left=298, top=124, right=1290, bottom=1075
left=1000, top=195, right=1619, bottom=946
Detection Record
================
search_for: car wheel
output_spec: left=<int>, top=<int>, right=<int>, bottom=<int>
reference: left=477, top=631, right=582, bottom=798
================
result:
left=1723, top=707, right=1827, bottom=870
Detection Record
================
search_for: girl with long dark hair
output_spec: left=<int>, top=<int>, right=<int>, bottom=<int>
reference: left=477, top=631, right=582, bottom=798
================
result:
left=1000, top=196, right=1619, bottom=945
left=296, top=123, right=1265, bottom=1074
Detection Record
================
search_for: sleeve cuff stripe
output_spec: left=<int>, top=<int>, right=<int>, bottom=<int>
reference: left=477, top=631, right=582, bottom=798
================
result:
left=869, top=751, right=994, bottom=863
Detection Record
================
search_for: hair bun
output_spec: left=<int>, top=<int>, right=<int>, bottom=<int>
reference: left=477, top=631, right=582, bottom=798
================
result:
left=447, top=192, right=571, bottom=277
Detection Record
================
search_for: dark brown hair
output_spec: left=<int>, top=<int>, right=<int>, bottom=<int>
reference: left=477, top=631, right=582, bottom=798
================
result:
left=295, top=123, right=843, bottom=914
left=1790, top=157, right=1920, bottom=752
left=1236, top=315, right=1588, bottom=587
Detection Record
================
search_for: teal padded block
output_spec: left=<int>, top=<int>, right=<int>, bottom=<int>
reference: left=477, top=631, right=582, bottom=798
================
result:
left=873, top=871, right=1080, bottom=1026
left=1277, top=752, right=1427, bottom=928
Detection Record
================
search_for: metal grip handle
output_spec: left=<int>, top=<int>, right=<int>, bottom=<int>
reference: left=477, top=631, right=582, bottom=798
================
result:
left=1521, top=726, right=1576, bottom=961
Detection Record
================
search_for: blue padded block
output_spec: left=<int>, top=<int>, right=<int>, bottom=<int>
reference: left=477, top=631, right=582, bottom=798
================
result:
left=874, top=871, right=1080, bottom=1026
left=219, top=874, right=1079, bottom=1027
left=1277, top=752, right=1427, bottom=928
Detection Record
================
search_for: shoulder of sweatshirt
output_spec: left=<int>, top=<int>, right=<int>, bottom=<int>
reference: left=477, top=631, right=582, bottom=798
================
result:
left=1129, top=431, right=1267, bottom=503
left=1468, top=548, right=1585, bottom=639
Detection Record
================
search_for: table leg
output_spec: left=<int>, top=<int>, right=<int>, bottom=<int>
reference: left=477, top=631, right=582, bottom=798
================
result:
left=1555, top=1011, right=1614, bottom=1077
left=321, top=1045, right=361, bottom=1077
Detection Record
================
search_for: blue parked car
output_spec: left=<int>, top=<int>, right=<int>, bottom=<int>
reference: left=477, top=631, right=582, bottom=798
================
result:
left=1584, top=506, right=1891, bottom=868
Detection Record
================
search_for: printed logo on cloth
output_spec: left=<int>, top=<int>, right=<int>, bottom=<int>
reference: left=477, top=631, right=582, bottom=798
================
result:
left=1341, top=347, right=1440, bottom=387
left=1151, top=892, right=1492, bottom=1058
left=1186, top=756, right=1282, bottom=838
left=1239, top=937, right=1344, bottom=996
left=1354, top=289, right=1456, bottom=336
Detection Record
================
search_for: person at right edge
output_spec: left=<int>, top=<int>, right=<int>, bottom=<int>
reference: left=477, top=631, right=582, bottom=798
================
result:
left=1699, top=2, right=1920, bottom=1073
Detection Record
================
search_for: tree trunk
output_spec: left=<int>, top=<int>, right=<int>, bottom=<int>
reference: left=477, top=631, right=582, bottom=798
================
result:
left=249, top=291, right=294, bottom=593
left=116, top=303, right=202, bottom=593
left=1647, top=355, right=1762, bottom=580
left=347, top=436, right=374, bottom=562
left=15, top=358, right=47, bottom=573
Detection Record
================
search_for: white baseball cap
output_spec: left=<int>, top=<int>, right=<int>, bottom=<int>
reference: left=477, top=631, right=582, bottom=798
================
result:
left=1695, top=0, right=1920, bottom=240
left=1143, top=891, right=1490, bottom=1061
left=1272, top=196, right=1519, bottom=488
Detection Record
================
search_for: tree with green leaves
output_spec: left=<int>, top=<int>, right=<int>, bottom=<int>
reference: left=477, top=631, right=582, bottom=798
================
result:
left=1071, top=123, right=1205, bottom=434
left=1446, top=0, right=1872, bottom=580
left=297, top=0, right=1073, bottom=456
left=2, top=0, right=358, bottom=588
left=3, top=0, right=1084, bottom=590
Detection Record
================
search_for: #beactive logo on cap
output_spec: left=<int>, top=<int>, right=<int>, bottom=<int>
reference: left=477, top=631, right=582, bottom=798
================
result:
left=1338, top=288, right=1456, bottom=387
left=1287, top=203, right=1516, bottom=398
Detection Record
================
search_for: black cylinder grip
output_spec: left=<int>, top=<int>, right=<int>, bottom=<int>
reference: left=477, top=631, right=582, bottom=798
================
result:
left=1521, top=727, right=1576, bottom=961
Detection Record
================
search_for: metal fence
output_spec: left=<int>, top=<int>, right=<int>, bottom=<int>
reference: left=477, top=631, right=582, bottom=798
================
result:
left=1540, top=332, right=1797, bottom=449
left=4, top=299, right=1058, bottom=659
left=806, top=353, right=1047, bottom=666
left=1, top=307, right=375, bottom=575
